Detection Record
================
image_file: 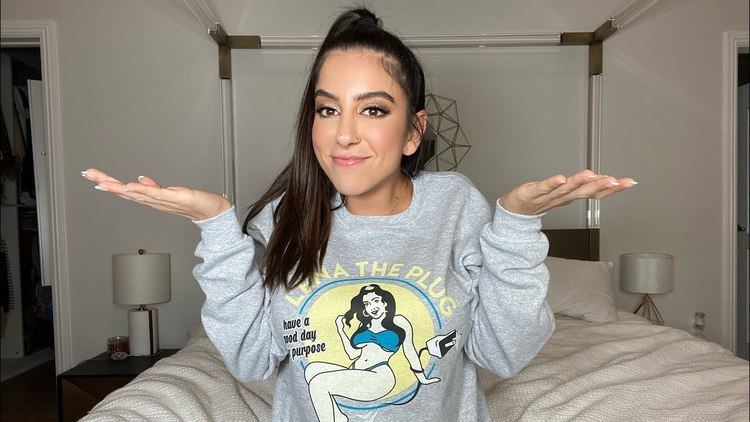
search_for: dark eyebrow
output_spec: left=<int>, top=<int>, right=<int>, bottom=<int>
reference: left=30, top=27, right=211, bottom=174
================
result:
left=314, top=89, right=396, bottom=104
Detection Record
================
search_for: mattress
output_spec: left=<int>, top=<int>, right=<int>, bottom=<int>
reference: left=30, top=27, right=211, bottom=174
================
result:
left=477, top=310, right=749, bottom=421
left=82, top=310, right=749, bottom=421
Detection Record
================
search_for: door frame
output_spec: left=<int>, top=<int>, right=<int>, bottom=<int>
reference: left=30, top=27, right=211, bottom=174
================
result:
left=722, top=30, right=749, bottom=355
left=1, top=20, right=73, bottom=374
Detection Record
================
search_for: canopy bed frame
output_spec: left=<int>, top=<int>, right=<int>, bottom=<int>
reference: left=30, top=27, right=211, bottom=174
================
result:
left=182, top=0, right=661, bottom=230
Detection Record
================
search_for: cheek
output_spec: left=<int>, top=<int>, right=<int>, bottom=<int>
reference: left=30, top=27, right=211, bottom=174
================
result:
left=367, top=123, right=409, bottom=157
left=311, top=122, right=330, bottom=161
left=311, top=120, right=323, bottom=150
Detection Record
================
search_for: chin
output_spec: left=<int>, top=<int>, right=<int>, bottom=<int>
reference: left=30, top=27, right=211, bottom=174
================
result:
left=329, top=177, right=371, bottom=196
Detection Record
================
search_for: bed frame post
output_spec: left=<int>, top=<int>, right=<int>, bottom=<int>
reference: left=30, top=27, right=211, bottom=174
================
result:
left=561, top=18, right=618, bottom=229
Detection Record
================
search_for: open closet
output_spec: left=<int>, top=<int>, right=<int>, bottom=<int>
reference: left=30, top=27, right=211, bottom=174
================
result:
left=0, top=47, right=54, bottom=372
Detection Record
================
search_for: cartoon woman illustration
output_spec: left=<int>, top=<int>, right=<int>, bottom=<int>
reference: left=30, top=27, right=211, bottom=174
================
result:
left=304, top=284, right=439, bottom=421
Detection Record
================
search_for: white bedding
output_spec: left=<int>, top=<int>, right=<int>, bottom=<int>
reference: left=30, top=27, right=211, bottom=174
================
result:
left=82, top=310, right=749, bottom=421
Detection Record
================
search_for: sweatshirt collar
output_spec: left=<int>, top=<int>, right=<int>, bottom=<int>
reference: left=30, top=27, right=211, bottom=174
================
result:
left=333, top=172, right=425, bottom=228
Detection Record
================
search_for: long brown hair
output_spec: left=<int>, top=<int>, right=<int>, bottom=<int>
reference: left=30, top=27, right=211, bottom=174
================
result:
left=241, top=5, right=431, bottom=293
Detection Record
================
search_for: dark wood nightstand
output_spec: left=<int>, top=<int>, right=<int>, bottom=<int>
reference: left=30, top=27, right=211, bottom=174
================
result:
left=56, top=348, right=179, bottom=422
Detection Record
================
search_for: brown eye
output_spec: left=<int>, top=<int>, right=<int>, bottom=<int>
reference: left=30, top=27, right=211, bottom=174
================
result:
left=364, top=106, right=388, bottom=117
left=316, top=106, right=337, bottom=117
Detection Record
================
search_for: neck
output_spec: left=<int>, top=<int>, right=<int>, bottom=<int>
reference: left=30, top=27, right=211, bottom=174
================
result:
left=343, top=171, right=411, bottom=216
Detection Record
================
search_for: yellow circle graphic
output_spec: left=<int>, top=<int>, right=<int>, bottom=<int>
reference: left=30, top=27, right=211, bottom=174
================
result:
left=303, top=281, right=436, bottom=401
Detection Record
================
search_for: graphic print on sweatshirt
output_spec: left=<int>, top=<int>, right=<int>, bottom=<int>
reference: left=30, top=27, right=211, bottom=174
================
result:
left=281, top=259, right=461, bottom=421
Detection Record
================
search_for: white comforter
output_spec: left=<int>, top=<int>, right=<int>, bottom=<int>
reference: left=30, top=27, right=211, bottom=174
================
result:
left=83, top=310, right=749, bottom=421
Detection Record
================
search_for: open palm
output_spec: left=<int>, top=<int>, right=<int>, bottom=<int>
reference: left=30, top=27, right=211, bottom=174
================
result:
left=81, top=168, right=231, bottom=221
left=499, top=169, right=637, bottom=216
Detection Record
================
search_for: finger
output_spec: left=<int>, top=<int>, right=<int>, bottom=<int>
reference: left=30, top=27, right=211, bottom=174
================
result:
left=541, top=169, right=601, bottom=199
left=531, top=169, right=636, bottom=211
left=533, top=168, right=607, bottom=198
left=547, top=169, right=629, bottom=201
left=82, top=168, right=124, bottom=184
left=533, top=173, right=571, bottom=197
left=535, top=169, right=601, bottom=202
left=121, top=182, right=171, bottom=200
left=555, top=176, right=634, bottom=205
left=137, top=175, right=162, bottom=188
left=592, top=178, right=638, bottom=199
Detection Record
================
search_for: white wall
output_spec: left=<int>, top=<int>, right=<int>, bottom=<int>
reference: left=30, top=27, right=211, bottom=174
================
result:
left=601, top=0, right=748, bottom=345
left=0, top=0, right=747, bottom=370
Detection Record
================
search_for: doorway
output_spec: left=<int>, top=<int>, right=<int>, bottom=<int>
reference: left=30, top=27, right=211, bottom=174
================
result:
left=0, top=47, right=55, bottom=379
left=2, top=20, right=73, bottom=378
left=736, top=51, right=749, bottom=361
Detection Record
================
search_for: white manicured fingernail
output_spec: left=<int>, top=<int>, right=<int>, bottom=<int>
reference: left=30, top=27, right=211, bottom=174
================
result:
left=94, top=185, right=106, bottom=191
left=137, top=175, right=145, bottom=182
left=629, top=180, right=639, bottom=185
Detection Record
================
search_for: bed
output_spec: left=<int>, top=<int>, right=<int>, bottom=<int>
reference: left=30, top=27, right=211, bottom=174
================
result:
left=81, top=228, right=749, bottom=421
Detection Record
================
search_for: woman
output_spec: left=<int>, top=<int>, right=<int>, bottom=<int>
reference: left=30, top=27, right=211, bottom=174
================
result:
left=304, top=284, right=440, bottom=420
left=82, top=5, right=636, bottom=422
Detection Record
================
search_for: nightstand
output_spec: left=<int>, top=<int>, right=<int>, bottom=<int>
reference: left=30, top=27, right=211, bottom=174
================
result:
left=56, top=348, right=179, bottom=422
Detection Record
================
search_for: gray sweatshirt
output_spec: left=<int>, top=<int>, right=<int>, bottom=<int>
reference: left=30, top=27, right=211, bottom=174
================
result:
left=191, top=170, right=555, bottom=422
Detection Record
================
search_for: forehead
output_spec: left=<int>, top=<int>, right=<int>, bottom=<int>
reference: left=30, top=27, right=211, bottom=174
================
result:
left=363, top=292, right=382, bottom=301
left=317, top=50, right=401, bottom=100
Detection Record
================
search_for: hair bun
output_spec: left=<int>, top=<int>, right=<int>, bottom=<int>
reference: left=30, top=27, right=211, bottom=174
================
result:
left=357, top=16, right=379, bottom=28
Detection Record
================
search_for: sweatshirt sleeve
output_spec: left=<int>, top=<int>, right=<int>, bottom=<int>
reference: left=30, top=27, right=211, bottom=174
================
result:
left=456, top=184, right=555, bottom=379
left=190, top=201, right=286, bottom=383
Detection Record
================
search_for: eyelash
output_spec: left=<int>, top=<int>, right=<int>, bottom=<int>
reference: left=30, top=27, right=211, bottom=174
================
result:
left=315, top=105, right=389, bottom=118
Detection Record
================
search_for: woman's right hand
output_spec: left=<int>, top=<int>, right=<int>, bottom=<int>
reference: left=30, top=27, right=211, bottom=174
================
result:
left=81, top=168, right=232, bottom=221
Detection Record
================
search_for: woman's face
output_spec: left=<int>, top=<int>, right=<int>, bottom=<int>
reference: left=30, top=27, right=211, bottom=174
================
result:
left=312, top=49, right=422, bottom=196
left=362, top=292, right=387, bottom=320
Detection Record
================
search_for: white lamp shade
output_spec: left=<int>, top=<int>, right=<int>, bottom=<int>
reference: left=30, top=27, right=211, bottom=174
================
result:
left=113, top=252, right=171, bottom=305
left=620, top=253, right=673, bottom=294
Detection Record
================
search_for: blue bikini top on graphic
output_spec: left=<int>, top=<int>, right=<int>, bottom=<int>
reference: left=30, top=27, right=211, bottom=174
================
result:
left=352, top=328, right=402, bottom=353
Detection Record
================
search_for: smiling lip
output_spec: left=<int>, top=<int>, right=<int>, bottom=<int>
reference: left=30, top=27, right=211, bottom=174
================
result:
left=332, top=156, right=369, bottom=166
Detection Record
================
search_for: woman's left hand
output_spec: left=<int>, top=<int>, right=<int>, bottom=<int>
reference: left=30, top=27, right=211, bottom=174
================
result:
left=499, top=169, right=637, bottom=216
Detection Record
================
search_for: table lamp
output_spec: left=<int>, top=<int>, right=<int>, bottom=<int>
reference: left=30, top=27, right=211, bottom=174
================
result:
left=620, top=253, right=673, bottom=325
left=113, top=249, right=171, bottom=356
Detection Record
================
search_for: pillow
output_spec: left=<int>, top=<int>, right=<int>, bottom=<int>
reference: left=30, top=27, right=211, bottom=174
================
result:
left=544, top=256, right=617, bottom=323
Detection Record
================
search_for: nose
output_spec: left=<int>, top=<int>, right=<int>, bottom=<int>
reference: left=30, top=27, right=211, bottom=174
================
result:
left=336, top=134, right=360, bottom=147
left=336, top=114, right=360, bottom=147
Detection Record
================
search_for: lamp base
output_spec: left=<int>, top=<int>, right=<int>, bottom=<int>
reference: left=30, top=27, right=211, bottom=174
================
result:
left=128, top=306, right=159, bottom=356
left=633, top=294, right=664, bottom=325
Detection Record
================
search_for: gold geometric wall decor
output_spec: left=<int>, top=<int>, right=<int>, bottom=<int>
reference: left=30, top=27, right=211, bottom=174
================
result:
left=421, top=93, right=471, bottom=171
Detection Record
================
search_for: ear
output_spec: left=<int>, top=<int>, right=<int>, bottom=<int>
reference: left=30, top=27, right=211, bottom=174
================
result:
left=403, top=109, right=427, bottom=157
